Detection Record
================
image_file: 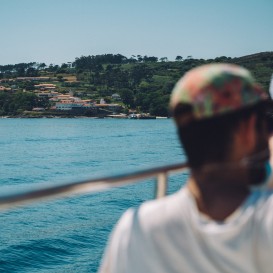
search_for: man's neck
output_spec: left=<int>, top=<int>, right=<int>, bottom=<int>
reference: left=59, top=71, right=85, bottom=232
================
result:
left=187, top=170, right=250, bottom=221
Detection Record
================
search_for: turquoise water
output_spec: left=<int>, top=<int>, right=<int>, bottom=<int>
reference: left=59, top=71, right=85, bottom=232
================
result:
left=0, top=118, right=188, bottom=273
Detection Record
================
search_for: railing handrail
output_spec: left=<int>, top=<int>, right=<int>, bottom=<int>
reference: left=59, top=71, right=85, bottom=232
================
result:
left=0, top=162, right=189, bottom=211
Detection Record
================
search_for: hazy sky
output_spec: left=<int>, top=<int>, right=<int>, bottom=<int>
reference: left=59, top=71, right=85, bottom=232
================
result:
left=0, top=0, right=272, bottom=65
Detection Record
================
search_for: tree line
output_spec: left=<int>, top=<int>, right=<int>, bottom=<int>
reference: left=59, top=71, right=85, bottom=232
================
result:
left=0, top=54, right=180, bottom=78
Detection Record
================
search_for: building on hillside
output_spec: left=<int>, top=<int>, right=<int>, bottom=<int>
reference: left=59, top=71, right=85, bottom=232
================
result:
left=111, top=93, right=121, bottom=101
left=55, top=102, right=95, bottom=111
left=37, top=91, right=59, bottom=98
left=32, top=107, right=45, bottom=111
left=0, top=79, right=15, bottom=83
left=55, top=95, right=94, bottom=111
left=95, top=103, right=123, bottom=114
left=17, top=77, right=50, bottom=82
left=0, top=86, right=12, bottom=92
left=55, top=94, right=72, bottom=100
left=34, top=83, right=56, bottom=90
left=48, top=93, right=75, bottom=103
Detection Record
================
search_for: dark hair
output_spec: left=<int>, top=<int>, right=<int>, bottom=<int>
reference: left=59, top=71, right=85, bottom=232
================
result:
left=174, top=102, right=267, bottom=168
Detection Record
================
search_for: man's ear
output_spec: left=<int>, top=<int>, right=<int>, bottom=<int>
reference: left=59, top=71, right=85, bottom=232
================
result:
left=173, top=103, right=195, bottom=127
left=237, top=114, right=257, bottom=150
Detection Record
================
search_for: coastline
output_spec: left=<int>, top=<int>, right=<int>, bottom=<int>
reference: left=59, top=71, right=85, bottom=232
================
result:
left=0, top=110, right=169, bottom=119
left=0, top=115, right=169, bottom=119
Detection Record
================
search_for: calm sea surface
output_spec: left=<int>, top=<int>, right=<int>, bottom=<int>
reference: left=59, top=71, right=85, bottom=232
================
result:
left=0, top=118, right=188, bottom=273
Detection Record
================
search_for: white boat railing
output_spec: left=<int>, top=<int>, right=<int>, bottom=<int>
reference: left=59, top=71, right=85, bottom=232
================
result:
left=0, top=162, right=188, bottom=211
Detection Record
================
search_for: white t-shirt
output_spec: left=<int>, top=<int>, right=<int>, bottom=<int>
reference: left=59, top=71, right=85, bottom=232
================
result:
left=99, top=187, right=273, bottom=273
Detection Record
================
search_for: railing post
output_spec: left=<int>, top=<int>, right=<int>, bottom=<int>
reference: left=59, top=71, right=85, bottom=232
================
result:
left=155, top=173, right=167, bottom=199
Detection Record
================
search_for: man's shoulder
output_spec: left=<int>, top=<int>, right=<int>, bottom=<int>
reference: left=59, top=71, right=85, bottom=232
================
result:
left=139, top=187, right=188, bottom=218
left=117, top=187, right=191, bottom=235
left=99, top=188, right=193, bottom=273
left=249, top=188, right=273, bottom=206
left=234, top=188, right=273, bottom=230
left=251, top=188, right=273, bottom=214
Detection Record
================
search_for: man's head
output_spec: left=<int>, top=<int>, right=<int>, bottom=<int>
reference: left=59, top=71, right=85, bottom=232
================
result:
left=170, top=64, right=270, bottom=175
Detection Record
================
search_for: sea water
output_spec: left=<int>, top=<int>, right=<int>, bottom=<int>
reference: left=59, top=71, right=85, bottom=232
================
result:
left=0, top=118, right=188, bottom=273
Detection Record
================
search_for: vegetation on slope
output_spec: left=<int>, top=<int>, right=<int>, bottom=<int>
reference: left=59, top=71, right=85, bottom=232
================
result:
left=0, top=52, right=272, bottom=116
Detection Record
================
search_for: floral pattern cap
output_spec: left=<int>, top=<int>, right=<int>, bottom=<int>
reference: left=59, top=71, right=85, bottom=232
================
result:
left=170, top=63, right=268, bottom=120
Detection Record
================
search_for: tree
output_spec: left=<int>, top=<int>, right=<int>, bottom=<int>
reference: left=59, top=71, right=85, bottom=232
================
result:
left=128, top=55, right=138, bottom=63
left=175, top=56, right=183, bottom=61
left=137, top=55, right=143, bottom=62
left=25, top=82, right=35, bottom=91
left=38, top=63, right=47, bottom=70
left=25, top=67, right=38, bottom=77
left=0, top=91, right=39, bottom=115
left=160, top=57, right=168, bottom=62
left=129, top=64, right=153, bottom=87
left=143, top=55, right=158, bottom=63
left=57, top=75, right=64, bottom=82
left=119, top=88, right=135, bottom=108
left=149, top=93, right=169, bottom=116
left=61, top=63, right=69, bottom=69
left=47, top=64, right=60, bottom=72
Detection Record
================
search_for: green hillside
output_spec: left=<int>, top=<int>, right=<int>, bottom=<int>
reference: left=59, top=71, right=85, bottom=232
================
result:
left=0, top=52, right=272, bottom=116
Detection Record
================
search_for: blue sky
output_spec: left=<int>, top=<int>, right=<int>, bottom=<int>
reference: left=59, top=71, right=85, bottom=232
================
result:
left=0, top=0, right=272, bottom=65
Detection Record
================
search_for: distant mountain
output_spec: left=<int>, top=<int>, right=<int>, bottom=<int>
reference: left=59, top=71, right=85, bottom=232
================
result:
left=234, top=51, right=273, bottom=62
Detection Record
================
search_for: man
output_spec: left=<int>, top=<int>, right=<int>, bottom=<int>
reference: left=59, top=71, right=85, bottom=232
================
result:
left=99, top=64, right=273, bottom=273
